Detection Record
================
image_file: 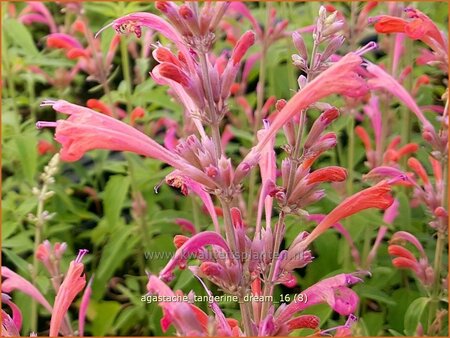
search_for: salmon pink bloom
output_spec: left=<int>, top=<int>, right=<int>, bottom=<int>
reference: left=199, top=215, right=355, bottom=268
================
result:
left=254, top=53, right=367, bottom=153
left=146, top=274, right=234, bottom=335
left=37, top=100, right=215, bottom=189
left=275, top=273, right=366, bottom=324
left=49, top=249, right=88, bottom=337
left=78, top=276, right=93, bottom=337
left=295, top=181, right=394, bottom=249
left=389, top=231, right=434, bottom=286
left=158, top=231, right=233, bottom=283
left=19, top=1, right=57, bottom=33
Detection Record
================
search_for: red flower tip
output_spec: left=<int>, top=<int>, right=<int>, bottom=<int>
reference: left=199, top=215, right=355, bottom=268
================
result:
left=155, top=1, right=170, bottom=13
left=307, top=166, right=348, bottom=185
left=72, top=20, right=86, bottom=34
left=179, top=5, right=194, bottom=19
left=230, top=207, right=244, bottom=229
left=47, top=36, right=74, bottom=50
left=173, top=235, right=189, bottom=249
left=66, top=48, right=89, bottom=60
left=374, top=16, right=407, bottom=34
left=37, top=140, right=56, bottom=155
left=158, top=63, right=189, bottom=86
left=230, top=83, right=240, bottom=95
left=322, top=107, right=340, bottom=124
left=154, top=47, right=181, bottom=66
left=287, top=315, right=320, bottom=331
left=388, top=245, right=417, bottom=261
left=325, top=5, right=337, bottom=12
left=130, top=107, right=145, bottom=126
left=354, top=126, right=372, bottom=151
left=396, top=143, right=419, bottom=158
left=275, top=99, right=287, bottom=112
left=407, top=157, right=429, bottom=184
left=231, top=31, right=255, bottom=65
left=200, top=262, right=222, bottom=277
left=86, top=99, right=113, bottom=117
left=392, top=257, right=419, bottom=271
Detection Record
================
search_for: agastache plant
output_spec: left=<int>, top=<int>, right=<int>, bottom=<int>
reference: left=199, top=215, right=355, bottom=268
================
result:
left=32, top=3, right=399, bottom=336
left=3, top=1, right=447, bottom=337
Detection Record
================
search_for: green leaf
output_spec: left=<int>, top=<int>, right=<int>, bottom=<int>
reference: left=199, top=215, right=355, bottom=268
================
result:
left=404, top=297, right=430, bottom=336
left=2, top=248, right=32, bottom=279
left=92, top=226, right=134, bottom=299
left=90, top=300, right=122, bottom=336
left=103, top=175, right=130, bottom=228
left=14, top=135, right=37, bottom=184
left=355, top=285, right=397, bottom=305
left=4, top=18, right=39, bottom=56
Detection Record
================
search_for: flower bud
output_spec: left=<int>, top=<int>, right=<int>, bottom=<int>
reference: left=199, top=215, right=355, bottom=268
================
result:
left=292, top=31, right=308, bottom=60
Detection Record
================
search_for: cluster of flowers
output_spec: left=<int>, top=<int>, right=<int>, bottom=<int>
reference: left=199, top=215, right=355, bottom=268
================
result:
left=2, top=1, right=447, bottom=336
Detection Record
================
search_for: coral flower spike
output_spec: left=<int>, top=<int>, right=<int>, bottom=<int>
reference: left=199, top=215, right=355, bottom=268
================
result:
left=49, top=249, right=88, bottom=337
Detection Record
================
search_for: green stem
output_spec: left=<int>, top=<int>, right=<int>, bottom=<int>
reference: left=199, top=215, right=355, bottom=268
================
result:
left=127, top=156, right=150, bottom=278
left=120, top=38, right=133, bottom=113
left=346, top=117, right=355, bottom=195
left=30, top=183, right=47, bottom=333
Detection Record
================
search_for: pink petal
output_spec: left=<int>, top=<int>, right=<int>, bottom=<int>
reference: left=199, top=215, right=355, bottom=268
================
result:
left=1, top=267, right=52, bottom=313
left=78, top=276, right=93, bottom=337
left=159, top=231, right=232, bottom=282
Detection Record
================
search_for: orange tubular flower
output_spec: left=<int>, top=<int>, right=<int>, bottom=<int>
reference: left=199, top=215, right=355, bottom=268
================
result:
left=371, top=7, right=446, bottom=53
left=300, top=180, right=394, bottom=248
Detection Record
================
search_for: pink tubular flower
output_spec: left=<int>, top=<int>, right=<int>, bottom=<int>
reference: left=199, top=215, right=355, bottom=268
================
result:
left=146, top=275, right=205, bottom=335
left=78, top=276, right=93, bottom=337
left=1, top=267, right=53, bottom=313
left=366, top=63, right=433, bottom=130
left=253, top=53, right=367, bottom=153
left=37, top=100, right=215, bottom=188
left=50, top=249, right=88, bottom=337
left=19, top=1, right=57, bottom=33
left=275, top=273, right=365, bottom=324
left=1, top=294, right=22, bottom=336
left=159, top=231, right=232, bottom=282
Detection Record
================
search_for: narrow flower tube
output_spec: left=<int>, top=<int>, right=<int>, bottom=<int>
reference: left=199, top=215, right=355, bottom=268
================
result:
left=38, top=100, right=214, bottom=188
left=299, top=181, right=394, bottom=248
left=253, top=53, right=367, bottom=154
left=275, top=273, right=364, bottom=323
left=159, top=231, right=232, bottom=282
left=78, top=276, right=93, bottom=337
left=50, top=249, right=88, bottom=337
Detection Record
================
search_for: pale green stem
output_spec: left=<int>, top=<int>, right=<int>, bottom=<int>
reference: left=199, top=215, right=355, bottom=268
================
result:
left=120, top=38, right=133, bottom=113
